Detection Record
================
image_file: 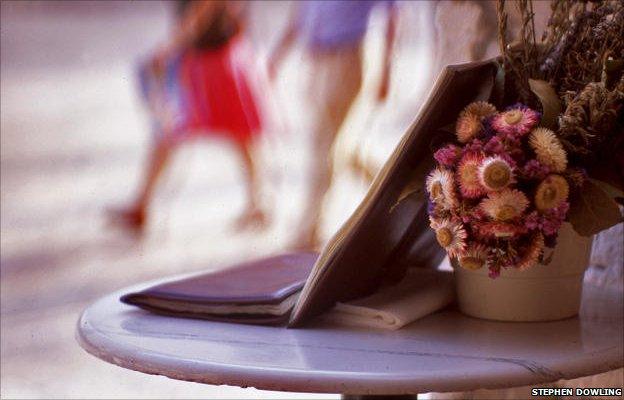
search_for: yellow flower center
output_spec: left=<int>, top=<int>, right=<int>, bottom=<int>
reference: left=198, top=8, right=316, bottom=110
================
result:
left=535, top=175, right=569, bottom=211
left=535, top=185, right=559, bottom=210
left=460, top=256, right=484, bottom=270
left=544, top=187, right=557, bottom=202
left=460, top=163, right=479, bottom=185
left=496, top=205, right=517, bottom=221
left=483, top=162, right=511, bottom=190
left=436, top=228, right=453, bottom=248
left=504, top=110, right=523, bottom=125
left=430, top=182, right=443, bottom=199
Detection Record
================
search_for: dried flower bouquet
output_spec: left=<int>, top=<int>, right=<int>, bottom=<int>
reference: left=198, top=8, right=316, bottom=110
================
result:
left=426, top=0, right=623, bottom=278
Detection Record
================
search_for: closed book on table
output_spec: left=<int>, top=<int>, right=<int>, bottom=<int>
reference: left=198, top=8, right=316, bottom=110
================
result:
left=120, top=252, right=318, bottom=324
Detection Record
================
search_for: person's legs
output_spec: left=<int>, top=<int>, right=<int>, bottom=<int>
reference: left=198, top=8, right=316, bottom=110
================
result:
left=110, top=136, right=176, bottom=233
left=135, top=138, right=175, bottom=215
left=294, top=47, right=364, bottom=250
left=232, top=138, right=268, bottom=230
left=110, top=49, right=188, bottom=234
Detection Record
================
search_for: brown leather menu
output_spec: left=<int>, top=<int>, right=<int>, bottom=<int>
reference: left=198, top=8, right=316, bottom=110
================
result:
left=120, top=252, right=318, bottom=324
left=288, top=59, right=499, bottom=327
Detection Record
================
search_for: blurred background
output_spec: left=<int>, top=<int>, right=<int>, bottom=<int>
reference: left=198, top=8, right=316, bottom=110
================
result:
left=1, top=1, right=620, bottom=399
left=0, top=1, right=439, bottom=397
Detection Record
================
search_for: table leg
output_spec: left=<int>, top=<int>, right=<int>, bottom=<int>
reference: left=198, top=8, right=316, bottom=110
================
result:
left=341, top=395, right=418, bottom=400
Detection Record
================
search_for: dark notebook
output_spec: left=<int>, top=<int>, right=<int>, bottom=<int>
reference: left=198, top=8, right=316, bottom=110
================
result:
left=121, top=59, right=499, bottom=327
left=120, top=252, right=318, bottom=324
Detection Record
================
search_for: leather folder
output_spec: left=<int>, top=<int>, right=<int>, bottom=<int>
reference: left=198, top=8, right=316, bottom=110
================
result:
left=120, top=252, right=318, bottom=324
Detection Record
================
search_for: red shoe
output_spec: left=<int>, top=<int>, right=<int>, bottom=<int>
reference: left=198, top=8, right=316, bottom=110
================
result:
left=107, top=207, right=147, bottom=236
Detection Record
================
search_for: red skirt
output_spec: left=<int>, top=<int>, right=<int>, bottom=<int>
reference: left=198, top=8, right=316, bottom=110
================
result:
left=179, top=36, right=262, bottom=144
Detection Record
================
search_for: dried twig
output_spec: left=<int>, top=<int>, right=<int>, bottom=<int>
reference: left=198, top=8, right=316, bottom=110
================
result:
left=496, top=0, right=508, bottom=65
left=501, top=0, right=623, bottom=164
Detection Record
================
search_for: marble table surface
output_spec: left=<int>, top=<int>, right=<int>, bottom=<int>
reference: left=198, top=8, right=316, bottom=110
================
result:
left=76, top=279, right=623, bottom=395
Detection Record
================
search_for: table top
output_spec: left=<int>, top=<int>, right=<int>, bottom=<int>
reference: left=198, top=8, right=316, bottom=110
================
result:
left=77, top=278, right=623, bottom=395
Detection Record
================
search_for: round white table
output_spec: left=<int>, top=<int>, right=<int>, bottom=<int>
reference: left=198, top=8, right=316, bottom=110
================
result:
left=77, top=279, right=623, bottom=398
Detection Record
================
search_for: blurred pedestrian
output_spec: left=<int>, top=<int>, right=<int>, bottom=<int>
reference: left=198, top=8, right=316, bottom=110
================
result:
left=269, top=0, right=398, bottom=250
left=111, top=0, right=267, bottom=234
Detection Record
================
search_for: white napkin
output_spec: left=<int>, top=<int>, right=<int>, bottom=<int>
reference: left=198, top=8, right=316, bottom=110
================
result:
left=322, top=268, right=454, bottom=330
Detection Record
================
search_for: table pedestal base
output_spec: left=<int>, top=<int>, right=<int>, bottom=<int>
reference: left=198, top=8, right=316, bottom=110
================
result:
left=342, top=395, right=418, bottom=400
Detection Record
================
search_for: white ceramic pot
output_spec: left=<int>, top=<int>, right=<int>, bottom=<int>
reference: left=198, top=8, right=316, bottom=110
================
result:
left=454, top=223, right=594, bottom=322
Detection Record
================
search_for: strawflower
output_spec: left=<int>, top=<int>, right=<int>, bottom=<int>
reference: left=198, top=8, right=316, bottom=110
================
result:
left=480, top=189, right=529, bottom=221
left=431, top=218, right=467, bottom=258
left=457, top=152, right=486, bottom=198
left=479, top=156, right=515, bottom=191
left=534, top=174, right=570, bottom=211
left=529, top=128, right=568, bottom=172
left=433, top=144, right=461, bottom=168
left=491, top=105, right=539, bottom=137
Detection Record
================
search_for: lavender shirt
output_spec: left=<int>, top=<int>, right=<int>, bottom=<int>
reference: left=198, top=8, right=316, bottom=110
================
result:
left=297, top=0, right=394, bottom=50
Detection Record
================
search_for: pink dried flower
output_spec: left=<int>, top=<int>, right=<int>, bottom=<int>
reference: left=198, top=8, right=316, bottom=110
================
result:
left=521, top=159, right=551, bottom=180
left=480, top=189, right=529, bottom=221
left=426, top=168, right=457, bottom=209
left=478, top=156, right=515, bottom=191
left=457, top=152, right=486, bottom=198
left=491, top=105, right=539, bottom=137
left=484, top=136, right=505, bottom=154
left=524, top=211, right=541, bottom=231
left=541, top=202, right=569, bottom=235
left=500, top=134, right=526, bottom=163
left=426, top=100, right=574, bottom=279
left=463, top=138, right=485, bottom=154
left=431, top=218, right=467, bottom=258
left=540, top=218, right=563, bottom=236
left=524, top=202, right=570, bottom=236
left=484, top=135, right=523, bottom=167
left=434, top=145, right=461, bottom=168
